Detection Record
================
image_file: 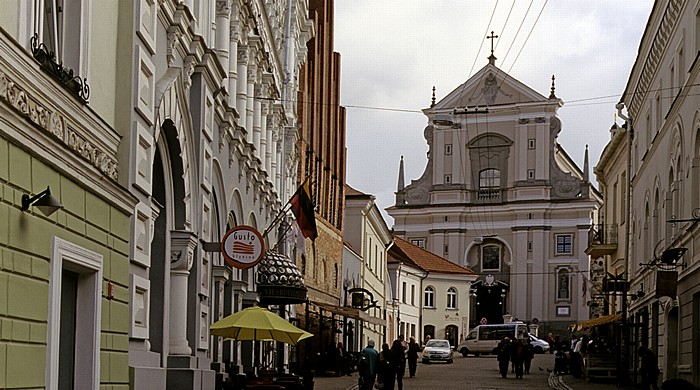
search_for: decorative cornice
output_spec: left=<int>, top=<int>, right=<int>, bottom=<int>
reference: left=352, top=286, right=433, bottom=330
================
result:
left=0, top=70, right=118, bottom=180
left=629, top=0, right=682, bottom=116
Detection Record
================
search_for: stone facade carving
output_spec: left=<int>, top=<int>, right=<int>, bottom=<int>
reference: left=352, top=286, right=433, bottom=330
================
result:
left=0, top=70, right=119, bottom=180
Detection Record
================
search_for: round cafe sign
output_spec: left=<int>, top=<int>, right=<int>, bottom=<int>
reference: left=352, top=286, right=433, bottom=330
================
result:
left=221, top=226, right=265, bottom=269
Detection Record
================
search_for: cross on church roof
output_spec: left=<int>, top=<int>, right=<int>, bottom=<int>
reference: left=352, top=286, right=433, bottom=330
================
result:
left=487, top=31, right=499, bottom=65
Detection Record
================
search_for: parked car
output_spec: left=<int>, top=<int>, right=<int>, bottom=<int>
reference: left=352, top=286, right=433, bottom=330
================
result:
left=421, top=339, right=454, bottom=364
left=528, top=334, right=550, bottom=354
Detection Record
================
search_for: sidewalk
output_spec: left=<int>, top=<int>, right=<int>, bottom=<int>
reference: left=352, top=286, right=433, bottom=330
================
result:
left=313, top=373, right=359, bottom=390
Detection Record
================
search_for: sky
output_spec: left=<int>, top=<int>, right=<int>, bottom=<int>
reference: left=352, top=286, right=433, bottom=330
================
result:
left=333, top=1, right=654, bottom=226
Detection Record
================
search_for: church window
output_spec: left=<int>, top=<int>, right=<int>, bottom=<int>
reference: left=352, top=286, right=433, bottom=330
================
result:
left=481, top=245, right=500, bottom=271
left=410, top=239, right=425, bottom=249
left=528, top=139, right=536, bottom=149
left=444, top=174, right=452, bottom=184
left=479, top=168, right=501, bottom=189
left=424, top=286, right=435, bottom=308
left=445, top=144, right=452, bottom=155
left=555, top=234, right=572, bottom=255
left=528, top=169, right=535, bottom=180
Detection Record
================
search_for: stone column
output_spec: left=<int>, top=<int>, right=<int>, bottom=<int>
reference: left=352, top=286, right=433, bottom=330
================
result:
left=253, top=84, right=263, bottom=154
left=215, top=1, right=230, bottom=61
left=236, top=46, right=249, bottom=138
left=212, top=265, right=231, bottom=369
left=228, top=22, right=239, bottom=108
left=246, top=66, right=256, bottom=146
left=169, top=231, right=197, bottom=355
left=260, top=101, right=271, bottom=170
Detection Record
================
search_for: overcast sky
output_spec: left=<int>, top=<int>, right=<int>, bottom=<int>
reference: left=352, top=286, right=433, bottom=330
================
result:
left=333, top=1, right=654, bottom=226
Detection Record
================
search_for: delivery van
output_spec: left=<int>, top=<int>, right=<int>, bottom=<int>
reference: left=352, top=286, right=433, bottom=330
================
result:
left=457, top=322, right=529, bottom=357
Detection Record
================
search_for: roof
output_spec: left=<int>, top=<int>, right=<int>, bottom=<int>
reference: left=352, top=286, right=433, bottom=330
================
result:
left=344, top=184, right=368, bottom=197
left=389, top=237, right=477, bottom=276
left=568, top=314, right=622, bottom=332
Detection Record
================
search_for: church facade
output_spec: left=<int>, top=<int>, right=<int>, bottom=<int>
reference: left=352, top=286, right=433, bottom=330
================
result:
left=388, top=56, right=601, bottom=333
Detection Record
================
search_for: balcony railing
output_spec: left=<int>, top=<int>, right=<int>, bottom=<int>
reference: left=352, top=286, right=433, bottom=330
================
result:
left=586, top=224, right=618, bottom=257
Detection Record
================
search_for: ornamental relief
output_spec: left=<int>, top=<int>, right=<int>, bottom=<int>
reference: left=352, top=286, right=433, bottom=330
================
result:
left=0, top=70, right=119, bottom=180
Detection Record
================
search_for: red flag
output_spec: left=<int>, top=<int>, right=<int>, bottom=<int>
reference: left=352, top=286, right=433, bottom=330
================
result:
left=290, top=182, right=317, bottom=240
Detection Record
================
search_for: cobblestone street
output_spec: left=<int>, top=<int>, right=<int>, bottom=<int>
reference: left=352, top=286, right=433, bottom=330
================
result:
left=315, top=353, right=565, bottom=389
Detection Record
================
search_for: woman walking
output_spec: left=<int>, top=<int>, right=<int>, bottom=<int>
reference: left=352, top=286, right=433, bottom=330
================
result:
left=391, top=340, right=407, bottom=390
left=407, top=336, right=420, bottom=378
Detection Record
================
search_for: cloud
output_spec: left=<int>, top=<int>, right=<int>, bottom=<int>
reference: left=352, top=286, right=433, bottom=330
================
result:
left=335, top=1, right=654, bottom=225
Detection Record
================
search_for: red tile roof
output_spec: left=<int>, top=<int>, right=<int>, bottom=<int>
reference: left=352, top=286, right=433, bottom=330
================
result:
left=389, top=237, right=477, bottom=275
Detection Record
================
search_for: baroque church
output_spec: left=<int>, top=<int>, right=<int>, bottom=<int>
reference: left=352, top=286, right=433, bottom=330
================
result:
left=388, top=52, right=602, bottom=333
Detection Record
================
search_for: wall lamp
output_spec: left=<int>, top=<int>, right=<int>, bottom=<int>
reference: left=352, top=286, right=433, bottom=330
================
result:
left=21, top=186, right=63, bottom=216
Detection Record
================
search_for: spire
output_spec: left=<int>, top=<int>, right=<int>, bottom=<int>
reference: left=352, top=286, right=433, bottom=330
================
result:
left=396, top=155, right=406, bottom=205
left=583, top=145, right=589, bottom=183
left=397, top=155, right=405, bottom=191
left=431, top=86, right=436, bottom=108
left=549, top=75, right=557, bottom=99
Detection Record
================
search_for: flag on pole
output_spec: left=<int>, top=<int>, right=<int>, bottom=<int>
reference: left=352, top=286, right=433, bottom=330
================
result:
left=290, top=181, right=317, bottom=240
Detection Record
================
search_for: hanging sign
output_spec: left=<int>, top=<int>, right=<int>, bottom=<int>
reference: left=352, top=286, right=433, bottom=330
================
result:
left=221, top=225, right=265, bottom=269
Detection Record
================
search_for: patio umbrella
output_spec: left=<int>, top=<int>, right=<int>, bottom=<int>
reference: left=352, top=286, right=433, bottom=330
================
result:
left=210, top=306, right=313, bottom=345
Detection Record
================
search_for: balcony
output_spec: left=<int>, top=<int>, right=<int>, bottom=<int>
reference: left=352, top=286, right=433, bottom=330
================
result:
left=586, top=224, right=618, bottom=258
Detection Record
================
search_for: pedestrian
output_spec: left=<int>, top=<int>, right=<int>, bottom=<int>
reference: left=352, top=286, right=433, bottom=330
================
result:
left=407, top=336, right=420, bottom=378
left=570, top=335, right=585, bottom=378
left=510, top=338, right=525, bottom=379
left=336, top=341, right=347, bottom=376
left=638, top=345, right=660, bottom=390
left=377, top=342, right=396, bottom=390
left=391, top=339, right=406, bottom=390
left=523, top=339, right=534, bottom=374
left=326, top=340, right=337, bottom=375
left=359, top=340, right=379, bottom=390
left=496, top=337, right=512, bottom=378
left=546, top=333, right=555, bottom=354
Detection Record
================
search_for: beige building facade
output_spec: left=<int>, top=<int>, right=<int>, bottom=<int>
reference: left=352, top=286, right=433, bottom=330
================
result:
left=611, top=0, right=700, bottom=385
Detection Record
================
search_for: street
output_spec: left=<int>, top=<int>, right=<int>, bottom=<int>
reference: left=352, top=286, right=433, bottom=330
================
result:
left=401, top=352, right=556, bottom=389
left=315, top=352, right=562, bottom=390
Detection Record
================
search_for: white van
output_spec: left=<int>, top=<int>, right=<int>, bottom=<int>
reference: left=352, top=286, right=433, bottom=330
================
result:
left=457, top=322, right=529, bottom=357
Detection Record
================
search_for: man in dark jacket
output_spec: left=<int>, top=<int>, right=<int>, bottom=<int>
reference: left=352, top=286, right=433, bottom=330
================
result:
left=407, top=336, right=420, bottom=378
left=639, top=345, right=660, bottom=390
left=496, top=337, right=512, bottom=378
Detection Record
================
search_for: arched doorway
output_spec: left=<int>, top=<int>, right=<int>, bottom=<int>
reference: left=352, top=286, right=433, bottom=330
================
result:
left=445, top=325, right=459, bottom=349
left=423, top=325, right=435, bottom=344
left=472, top=278, right=509, bottom=327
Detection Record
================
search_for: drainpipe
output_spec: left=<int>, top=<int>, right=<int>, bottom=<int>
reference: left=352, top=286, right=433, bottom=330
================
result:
left=419, top=271, right=429, bottom=345
left=616, top=102, right=634, bottom=386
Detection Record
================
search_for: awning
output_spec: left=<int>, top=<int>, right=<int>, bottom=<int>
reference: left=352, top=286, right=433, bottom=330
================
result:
left=568, top=314, right=622, bottom=332
left=310, top=301, right=386, bottom=327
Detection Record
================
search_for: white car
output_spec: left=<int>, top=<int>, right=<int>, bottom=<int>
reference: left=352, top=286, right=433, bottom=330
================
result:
left=528, top=334, right=550, bottom=354
left=421, top=339, right=454, bottom=364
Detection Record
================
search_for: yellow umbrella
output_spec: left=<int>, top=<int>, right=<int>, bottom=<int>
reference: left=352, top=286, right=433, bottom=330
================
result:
left=210, top=306, right=313, bottom=345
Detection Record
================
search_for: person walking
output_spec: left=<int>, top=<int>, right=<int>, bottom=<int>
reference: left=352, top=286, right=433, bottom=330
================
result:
left=391, top=340, right=407, bottom=390
left=496, top=337, right=512, bottom=378
left=359, top=340, right=379, bottom=390
left=407, top=336, right=420, bottom=378
left=336, top=341, right=347, bottom=376
left=639, top=345, right=660, bottom=390
left=377, top=343, right=396, bottom=390
left=510, top=338, right=525, bottom=379
left=523, top=339, right=534, bottom=374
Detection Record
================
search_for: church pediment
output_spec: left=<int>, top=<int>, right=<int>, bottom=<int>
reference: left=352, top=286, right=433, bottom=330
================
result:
left=432, top=64, right=548, bottom=110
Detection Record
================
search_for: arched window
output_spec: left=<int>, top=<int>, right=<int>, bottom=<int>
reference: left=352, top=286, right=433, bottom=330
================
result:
left=424, top=286, right=435, bottom=308
left=557, top=269, right=570, bottom=300
left=479, top=168, right=501, bottom=189
left=447, top=287, right=457, bottom=309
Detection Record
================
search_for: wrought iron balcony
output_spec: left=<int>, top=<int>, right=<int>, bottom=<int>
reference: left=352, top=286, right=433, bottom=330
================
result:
left=586, top=223, right=618, bottom=258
